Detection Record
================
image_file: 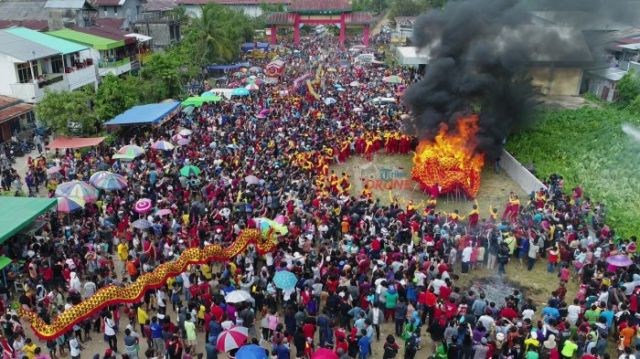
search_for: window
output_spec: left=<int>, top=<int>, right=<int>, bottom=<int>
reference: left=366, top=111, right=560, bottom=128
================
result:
left=103, top=7, right=108, bottom=16
left=17, top=62, right=34, bottom=83
left=51, top=56, right=63, bottom=73
left=113, top=6, right=118, bottom=15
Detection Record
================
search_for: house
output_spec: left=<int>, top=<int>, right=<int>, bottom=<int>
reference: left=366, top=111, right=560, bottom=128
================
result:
left=48, top=27, right=138, bottom=76
left=135, top=0, right=181, bottom=51
left=0, top=28, right=98, bottom=103
left=0, top=0, right=50, bottom=30
left=95, top=0, right=143, bottom=29
left=175, top=0, right=290, bottom=18
left=394, top=16, right=416, bottom=38
left=585, top=68, right=627, bottom=101
left=0, top=96, right=35, bottom=142
left=44, top=0, right=97, bottom=30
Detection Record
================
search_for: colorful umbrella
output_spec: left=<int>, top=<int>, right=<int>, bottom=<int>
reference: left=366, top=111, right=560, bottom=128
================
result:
left=90, top=171, right=127, bottom=191
left=311, top=348, right=339, bottom=359
left=134, top=198, right=153, bottom=213
left=383, top=75, right=403, bottom=84
left=225, top=290, right=252, bottom=304
left=236, top=344, right=267, bottom=359
left=607, top=254, right=633, bottom=267
left=156, top=208, right=172, bottom=217
left=177, top=137, right=191, bottom=146
left=180, top=165, right=201, bottom=177
left=178, top=129, right=192, bottom=137
left=216, top=326, right=248, bottom=352
left=273, top=270, right=297, bottom=290
left=232, top=88, right=251, bottom=97
left=151, top=140, right=175, bottom=151
left=46, top=166, right=61, bottom=175
left=112, top=145, right=145, bottom=160
left=57, top=196, right=85, bottom=213
left=55, top=180, right=99, bottom=203
left=132, top=218, right=152, bottom=230
left=245, top=83, right=259, bottom=91
left=245, top=175, right=260, bottom=185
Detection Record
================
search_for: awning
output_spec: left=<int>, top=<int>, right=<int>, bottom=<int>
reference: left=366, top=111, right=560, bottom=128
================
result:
left=0, top=197, right=57, bottom=244
left=125, top=33, right=152, bottom=43
left=47, top=136, right=105, bottom=149
left=0, top=256, right=12, bottom=270
left=104, top=101, right=180, bottom=126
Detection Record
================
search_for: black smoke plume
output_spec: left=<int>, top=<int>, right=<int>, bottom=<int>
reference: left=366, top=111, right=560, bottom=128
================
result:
left=404, top=0, right=636, bottom=160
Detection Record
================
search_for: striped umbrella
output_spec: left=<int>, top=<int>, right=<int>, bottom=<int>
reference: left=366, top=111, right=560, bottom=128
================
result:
left=134, top=198, right=153, bottom=213
left=55, top=180, right=99, bottom=203
left=216, top=326, right=248, bottom=352
left=112, top=145, right=145, bottom=160
left=151, top=140, right=175, bottom=151
left=57, top=196, right=85, bottom=213
left=90, top=171, right=127, bottom=191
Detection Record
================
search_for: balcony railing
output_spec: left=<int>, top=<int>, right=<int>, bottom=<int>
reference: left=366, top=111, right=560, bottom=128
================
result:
left=98, top=57, right=131, bottom=68
left=36, top=75, right=64, bottom=89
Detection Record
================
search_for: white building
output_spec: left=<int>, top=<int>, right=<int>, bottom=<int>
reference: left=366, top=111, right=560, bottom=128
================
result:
left=0, top=27, right=98, bottom=103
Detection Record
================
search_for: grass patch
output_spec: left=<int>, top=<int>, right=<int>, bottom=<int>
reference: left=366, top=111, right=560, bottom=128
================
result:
left=506, top=106, right=640, bottom=237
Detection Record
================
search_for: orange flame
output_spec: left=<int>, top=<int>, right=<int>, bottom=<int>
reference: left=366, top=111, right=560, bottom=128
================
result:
left=411, top=115, right=485, bottom=199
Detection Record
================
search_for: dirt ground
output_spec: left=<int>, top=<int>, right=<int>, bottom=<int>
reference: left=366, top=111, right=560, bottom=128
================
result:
left=332, top=153, right=525, bottom=214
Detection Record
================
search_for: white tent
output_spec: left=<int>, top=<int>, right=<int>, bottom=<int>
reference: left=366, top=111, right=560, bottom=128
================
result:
left=396, top=46, right=430, bottom=66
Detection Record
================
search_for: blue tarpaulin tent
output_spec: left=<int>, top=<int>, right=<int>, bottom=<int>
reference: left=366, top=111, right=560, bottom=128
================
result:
left=241, top=42, right=269, bottom=52
left=104, top=101, right=180, bottom=126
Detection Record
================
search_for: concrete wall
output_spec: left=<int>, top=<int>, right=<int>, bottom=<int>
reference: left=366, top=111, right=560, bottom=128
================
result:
left=530, top=67, right=583, bottom=96
left=0, top=55, right=18, bottom=98
left=500, top=149, right=547, bottom=194
left=587, top=76, right=617, bottom=102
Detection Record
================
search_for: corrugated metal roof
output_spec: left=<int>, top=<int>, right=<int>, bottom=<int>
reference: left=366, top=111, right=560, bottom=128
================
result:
left=44, top=0, right=90, bottom=9
left=0, top=20, right=49, bottom=31
left=289, top=0, right=350, bottom=11
left=0, top=96, right=33, bottom=124
left=0, top=1, right=48, bottom=21
left=95, top=0, right=125, bottom=5
left=143, top=0, right=177, bottom=11
left=0, top=30, right=60, bottom=61
left=6, top=27, right=88, bottom=54
left=48, top=28, right=124, bottom=50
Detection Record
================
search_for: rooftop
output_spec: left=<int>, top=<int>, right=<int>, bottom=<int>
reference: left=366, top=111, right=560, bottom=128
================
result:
left=44, top=0, right=95, bottom=10
left=94, top=0, right=125, bottom=5
left=48, top=28, right=125, bottom=50
left=0, top=20, right=49, bottom=31
left=0, top=30, right=60, bottom=61
left=142, top=0, right=177, bottom=11
left=288, top=0, right=350, bottom=12
left=5, top=27, right=88, bottom=54
left=0, top=96, right=33, bottom=124
left=266, top=11, right=373, bottom=25
left=0, top=1, right=48, bottom=21
left=587, top=67, right=628, bottom=81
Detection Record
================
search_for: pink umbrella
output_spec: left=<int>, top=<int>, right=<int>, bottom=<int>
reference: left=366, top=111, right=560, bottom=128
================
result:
left=607, top=254, right=633, bottom=267
left=134, top=198, right=153, bottom=213
left=216, top=326, right=248, bottom=352
left=156, top=208, right=172, bottom=217
left=311, top=348, right=339, bottom=359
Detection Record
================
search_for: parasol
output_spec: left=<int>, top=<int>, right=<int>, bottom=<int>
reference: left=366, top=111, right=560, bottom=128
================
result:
left=216, top=326, right=248, bottom=352
left=90, top=171, right=127, bottom=191
left=57, top=196, right=85, bottom=213
left=607, top=254, right=633, bottom=267
left=55, top=180, right=99, bottom=203
left=180, top=165, right=201, bottom=177
left=134, top=198, right=153, bottom=213
left=132, top=218, right=152, bottom=230
left=273, top=270, right=297, bottom=290
left=112, top=145, right=145, bottom=160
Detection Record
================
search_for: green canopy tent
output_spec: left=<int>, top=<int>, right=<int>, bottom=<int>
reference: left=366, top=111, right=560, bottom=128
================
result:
left=0, top=256, right=11, bottom=291
left=0, top=197, right=57, bottom=244
left=181, top=96, right=222, bottom=108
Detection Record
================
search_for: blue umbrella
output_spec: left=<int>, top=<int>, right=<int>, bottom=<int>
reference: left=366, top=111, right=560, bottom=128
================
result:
left=236, top=344, right=267, bottom=359
left=232, top=88, right=250, bottom=97
left=132, top=219, right=152, bottom=230
left=273, top=270, right=297, bottom=290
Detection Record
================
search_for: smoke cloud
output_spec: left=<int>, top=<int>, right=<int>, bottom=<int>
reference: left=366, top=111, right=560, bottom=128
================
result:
left=404, top=0, right=638, bottom=160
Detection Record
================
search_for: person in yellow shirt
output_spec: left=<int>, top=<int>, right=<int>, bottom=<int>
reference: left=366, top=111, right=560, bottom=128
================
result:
left=22, top=338, right=37, bottom=359
left=201, top=264, right=212, bottom=280
left=117, top=241, right=129, bottom=262
left=137, top=305, right=148, bottom=333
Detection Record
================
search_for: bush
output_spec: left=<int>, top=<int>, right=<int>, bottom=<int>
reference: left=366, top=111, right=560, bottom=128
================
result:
left=506, top=107, right=640, bottom=237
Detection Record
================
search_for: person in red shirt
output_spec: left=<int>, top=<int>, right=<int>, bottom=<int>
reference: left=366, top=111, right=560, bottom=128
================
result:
left=302, top=321, right=316, bottom=341
left=211, top=303, right=224, bottom=323
left=500, top=304, right=519, bottom=321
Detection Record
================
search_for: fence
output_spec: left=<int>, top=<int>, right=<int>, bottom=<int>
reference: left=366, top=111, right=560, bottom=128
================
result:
left=500, top=149, right=547, bottom=194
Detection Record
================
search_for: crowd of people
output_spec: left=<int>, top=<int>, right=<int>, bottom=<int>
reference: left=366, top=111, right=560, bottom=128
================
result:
left=0, top=32, right=637, bottom=359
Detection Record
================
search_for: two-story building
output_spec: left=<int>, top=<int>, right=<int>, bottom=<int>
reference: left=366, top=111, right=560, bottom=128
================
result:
left=48, top=27, right=137, bottom=77
left=95, top=0, right=143, bottom=29
left=0, top=27, right=98, bottom=103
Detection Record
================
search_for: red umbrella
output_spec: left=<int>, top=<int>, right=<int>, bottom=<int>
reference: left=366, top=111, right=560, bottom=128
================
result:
left=311, top=348, right=338, bottom=359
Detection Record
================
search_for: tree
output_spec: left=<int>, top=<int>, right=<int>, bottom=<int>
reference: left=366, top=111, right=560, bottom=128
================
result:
left=95, top=74, right=141, bottom=121
left=617, top=70, right=640, bottom=106
left=389, top=0, right=444, bottom=19
left=36, top=89, right=96, bottom=135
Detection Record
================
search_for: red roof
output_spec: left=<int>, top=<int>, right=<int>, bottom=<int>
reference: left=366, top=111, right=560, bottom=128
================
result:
left=47, top=136, right=105, bottom=149
left=267, top=11, right=372, bottom=25
left=288, top=0, right=350, bottom=11
left=95, top=18, right=126, bottom=29
left=176, top=0, right=288, bottom=4
left=72, top=24, right=132, bottom=42
left=0, top=96, right=33, bottom=124
left=0, top=20, right=48, bottom=31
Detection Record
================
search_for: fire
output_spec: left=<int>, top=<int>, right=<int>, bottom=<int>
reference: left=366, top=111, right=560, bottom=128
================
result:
left=411, top=115, right=485, bottom=199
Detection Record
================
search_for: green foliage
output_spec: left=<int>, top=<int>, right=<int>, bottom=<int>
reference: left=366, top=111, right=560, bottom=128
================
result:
left=617, top=70, right=640, bottom=107
left=259, top=2, right=285, bottom=13
left=352, top=0, right=387, bottom=13
left=35, top=89, right=96, bottom=136
left=95, top=74, right=141, bottom=121
left=389, top=0, right=443, bottom=19
left=506, top=107, right=640, bottom=237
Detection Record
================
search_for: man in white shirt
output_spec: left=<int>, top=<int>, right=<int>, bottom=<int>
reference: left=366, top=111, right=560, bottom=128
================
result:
left=69, top=331, right=82, bottom=359
left=461, top=245, right=473, bottom=273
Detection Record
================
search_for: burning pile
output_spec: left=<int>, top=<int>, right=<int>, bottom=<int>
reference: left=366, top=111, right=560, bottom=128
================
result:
left=411, top=115, right=485, bottom=199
